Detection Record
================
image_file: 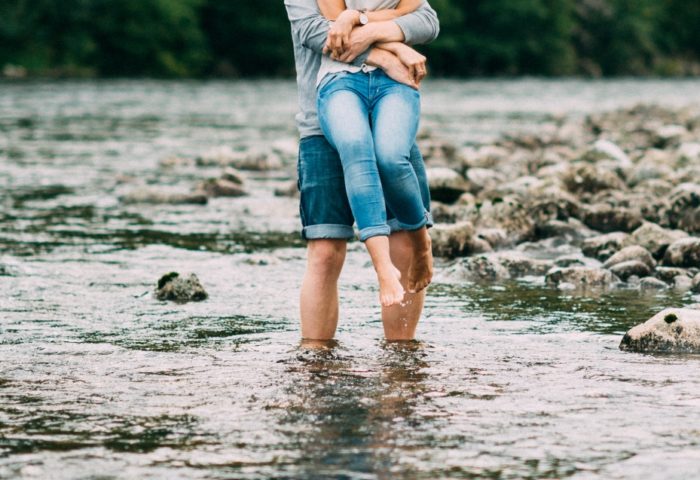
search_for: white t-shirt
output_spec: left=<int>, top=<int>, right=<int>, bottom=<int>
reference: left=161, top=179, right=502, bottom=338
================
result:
left=316, top=0, right=400, bottom=86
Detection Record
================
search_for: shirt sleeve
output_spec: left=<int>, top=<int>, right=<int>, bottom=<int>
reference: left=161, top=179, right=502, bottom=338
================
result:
left=285, top=0, right=370, bottom=66
left=393, top=1, right=441, bottom=46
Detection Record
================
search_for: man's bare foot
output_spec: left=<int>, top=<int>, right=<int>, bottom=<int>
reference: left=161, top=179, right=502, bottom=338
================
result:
left=407, top=229, right=433, bottom=293
left=377, top=265, right=405, bottom=307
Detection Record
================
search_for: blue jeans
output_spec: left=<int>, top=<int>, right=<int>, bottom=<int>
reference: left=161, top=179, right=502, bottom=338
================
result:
left=297, top=136, right=432, bottom=240
left=317, top=69, right=429, bottom=241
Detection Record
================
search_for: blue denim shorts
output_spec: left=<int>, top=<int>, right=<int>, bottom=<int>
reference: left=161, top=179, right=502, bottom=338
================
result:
left=297, top=135, right=433, bottom=240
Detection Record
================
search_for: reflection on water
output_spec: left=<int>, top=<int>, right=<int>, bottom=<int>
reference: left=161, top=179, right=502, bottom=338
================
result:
left=2, top=79, right=700, bottom=479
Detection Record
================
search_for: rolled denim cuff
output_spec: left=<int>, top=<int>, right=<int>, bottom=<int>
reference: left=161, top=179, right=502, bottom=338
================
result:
left=303, top=224, right=355, bottom=240
left=388, top=211, right=433, bottom=233
left=359, top=225, right=391, bottom=242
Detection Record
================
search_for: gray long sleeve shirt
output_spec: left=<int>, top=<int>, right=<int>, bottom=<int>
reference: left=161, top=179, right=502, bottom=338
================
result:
left=284, top=0, right=440, bottom=138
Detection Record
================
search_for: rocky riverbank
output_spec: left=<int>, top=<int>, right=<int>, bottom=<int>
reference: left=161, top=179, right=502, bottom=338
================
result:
left=423, top=104, right=700, bottom=292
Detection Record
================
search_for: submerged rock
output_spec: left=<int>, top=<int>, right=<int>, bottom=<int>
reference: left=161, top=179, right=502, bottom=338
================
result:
left=545, top=266, right=620, bottom=289
left=620, top=308, right=700, bottom=353
left=120, top=188, right=208, bottom=205
left=640, top=277, right=670, bottom=291
left=155, top=272, right=208, bottom=303
left=447, top=255, right=510, bottom=282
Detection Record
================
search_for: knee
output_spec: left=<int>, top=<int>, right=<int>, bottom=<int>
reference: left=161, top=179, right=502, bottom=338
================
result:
left=376, top=147, right=412, bottom=179
left=307, top=240, right=346, bottom=277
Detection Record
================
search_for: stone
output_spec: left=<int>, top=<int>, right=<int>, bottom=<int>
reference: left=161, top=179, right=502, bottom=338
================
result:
left=426, top=167, right=470, bottom=203
left=196, top=146, right=282, bottom=170
left=563, top=164, right=626, bottom=194
left=274, top=180, right=299, bottom=198
left=197, top=178, right=246, bottom=197
left=475, top=228, right=508, bottom=250
left=154, top=272, right=208, bottom=303
left=448, top=255, right=511, bottom=282
left=495, top=253, right=553, bottom=278
left=673, top=275, right=693, bottom=292
left=554, top=255, right=587, bottom=268
left=630, top=222, right=688, bottom=259
left=465, top=196, right=535, bottom=246
left=545, top=267, right=619, bottom=289
left=430, top=222, right=485, bottom=258
left=620, top=308, right=700, bottom=353
left=653, top=124, right=687, bottom=148
left=692, top=273, right=700, bottom=293
left=678, top=142, right=700, bottom=163
left=666, top=183, right=700, bottom=233
left=535, top=218, right=594, bottom=241
left=581, top=204, right=643, bottom=233
left=120, top=188, right=208, bottom=205
left=663, top=238, right=700, bottom=268
left=609, top=261, right=652, bottom=281
left=581, top=232, right=633, bottom=260
left=639, top=277, right=669, bottom=291
left=655, top=267, right=693, bottom=283
left=582, top=139, right=632, bottom=168
left=465, top=168, right=506, bottom=194
left=603, top=245, right=656, bottom=270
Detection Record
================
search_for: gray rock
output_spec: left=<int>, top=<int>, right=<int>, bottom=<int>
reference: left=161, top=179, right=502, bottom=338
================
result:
left=448, top=255, right=510, bottom=282
left=465, top=168, right=506, bottom=194
left=666, top=183, right=700, bottom=233
left=581, top=204, right=643, bottom=233
left=426, top=167, right=469, bottom=203
left=475, top=228, right=508, bottom=250
left=121, top=188, right=208, bottom=205
left=155, top=272, right=208, bottom=303
left=197, top=178, right=246, bottom=198
left=535, top=218, right=594, bottom=241
left=583, top=139, right=632, bottom=168
left=678, top=142, right=700, bottom=163
left=655, top=267, right=693, bottom=283
left=430, top=222, right=486, bottom=258
left=673, top=275, right=694, bottom=292
left=692, top=273, right=700, bottom=293
left=609, top=261, right=653, bottom=281
left=274, top=180, right=300, bottom=198
left=196, top=146, right=282, bottom=170
left=603, top=245, right=656, bottom=270
left=466, top=196, right=535, bottom=246
left=620, top=308, right=700, bottom=353
left=582, top=232, right=633, bottom=260
left=545, top=267, right=620, bottom=289
left=663, top=238, right=700, bottom=268
left=653, top=124, right=687, bottom=148
left=563, top=164, right=626, bottom=194
left=640, top=277, right=670, bottom=291
left=554, top=255, right=587, bottom=268
left=630, top=222, right=688, bottom=258
left=495, top=252, right=553, bottom=278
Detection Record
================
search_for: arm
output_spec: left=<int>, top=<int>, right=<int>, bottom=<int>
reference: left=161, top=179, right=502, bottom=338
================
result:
left=331, top=2, right=440, bottom=63
left=376, top=41, right=428, bottom=85
left=319, top=0, right=422, bottom=22
left=285, top=0, right=370, bottom=66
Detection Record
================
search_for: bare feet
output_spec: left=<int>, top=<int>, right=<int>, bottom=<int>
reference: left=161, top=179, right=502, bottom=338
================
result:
left=377, top=265, right=405, bottom=307
left=407, top=229, right=433, bottom=293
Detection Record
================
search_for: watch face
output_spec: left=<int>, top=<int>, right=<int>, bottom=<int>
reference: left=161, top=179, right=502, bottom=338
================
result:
left=360, top=13, right=369, bottom=25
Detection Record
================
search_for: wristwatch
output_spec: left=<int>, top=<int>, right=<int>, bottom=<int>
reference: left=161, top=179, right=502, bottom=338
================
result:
left=358, top=9, right=369, bottom=25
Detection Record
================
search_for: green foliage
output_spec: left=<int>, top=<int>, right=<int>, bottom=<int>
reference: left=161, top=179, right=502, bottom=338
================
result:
left=0, top=0, right=699, bottom=77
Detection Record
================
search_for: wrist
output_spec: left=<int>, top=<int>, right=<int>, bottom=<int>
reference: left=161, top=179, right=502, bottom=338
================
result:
left=366, top=48, right=393, bottom=69
left=338, top=9, right=361, bottom=26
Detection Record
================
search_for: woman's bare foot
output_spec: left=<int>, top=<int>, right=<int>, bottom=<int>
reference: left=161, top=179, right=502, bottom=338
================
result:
left=407, top=228, right=433, bottom=293
left=377, top=265, right=405, bottom=307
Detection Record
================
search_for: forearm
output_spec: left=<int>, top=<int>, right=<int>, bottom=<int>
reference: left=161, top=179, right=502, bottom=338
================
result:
left=393, top=2, right=440, bottom=45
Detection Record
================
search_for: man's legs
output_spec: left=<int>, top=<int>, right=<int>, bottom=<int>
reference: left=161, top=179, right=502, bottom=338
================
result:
left=382, top=230, right=427, bottom=341
left=300, top=239, right=347, bottom=340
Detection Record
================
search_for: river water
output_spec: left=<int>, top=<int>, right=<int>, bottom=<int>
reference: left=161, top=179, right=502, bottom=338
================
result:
left=2, top=79, right=700, bottom=479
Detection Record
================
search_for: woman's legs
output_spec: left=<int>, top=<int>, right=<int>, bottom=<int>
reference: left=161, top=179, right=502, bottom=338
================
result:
left=318, top=80, right=404, bottom=306
left=371, top=79, right=433, bottom=292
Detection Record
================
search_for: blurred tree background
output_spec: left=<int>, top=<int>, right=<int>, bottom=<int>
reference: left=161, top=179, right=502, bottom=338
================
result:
left=1, top=0, right=699, bottom=78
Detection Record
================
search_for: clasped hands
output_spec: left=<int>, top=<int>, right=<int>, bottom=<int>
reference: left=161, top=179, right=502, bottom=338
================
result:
left=322, top=9, right=428, bottom=89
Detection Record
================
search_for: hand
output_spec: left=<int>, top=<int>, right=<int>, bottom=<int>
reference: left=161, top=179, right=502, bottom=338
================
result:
left=323, top=10, right=359, bottom=58
left=392, top=43, right=428, bottom=84
left=331, top=25, right=375, bottom=63
left=367, top=48, right=419, bottom=89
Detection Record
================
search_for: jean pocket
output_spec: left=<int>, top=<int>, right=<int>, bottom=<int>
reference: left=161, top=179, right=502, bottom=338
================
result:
left=317, top=71, right=349, bottom=95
